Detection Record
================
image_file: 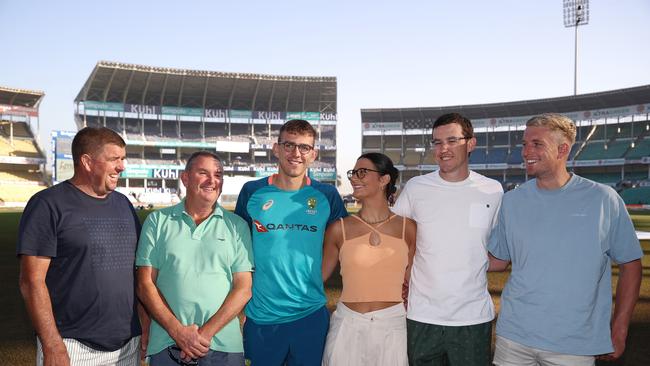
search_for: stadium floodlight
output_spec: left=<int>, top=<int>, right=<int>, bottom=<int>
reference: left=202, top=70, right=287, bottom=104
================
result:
left=563, top=0, right=589, bottom=95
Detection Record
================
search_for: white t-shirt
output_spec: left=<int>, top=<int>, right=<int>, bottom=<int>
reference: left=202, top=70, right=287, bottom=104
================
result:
left=392, top=170, right=503, bottom=326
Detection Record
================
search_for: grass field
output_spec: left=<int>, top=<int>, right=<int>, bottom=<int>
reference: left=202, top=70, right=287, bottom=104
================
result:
left=1, top=209, right=649, bottom=365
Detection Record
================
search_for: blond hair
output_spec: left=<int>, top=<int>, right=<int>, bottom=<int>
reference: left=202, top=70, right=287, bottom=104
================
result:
left=526, top=113, right=576, bottom=145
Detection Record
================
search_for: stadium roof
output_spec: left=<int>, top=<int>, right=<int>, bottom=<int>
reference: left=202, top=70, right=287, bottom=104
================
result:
left=361, top=84, right=650, bottom=128
left=0, top=86, right=44, bottom=108
left=75, top=61, right=337, bottom=113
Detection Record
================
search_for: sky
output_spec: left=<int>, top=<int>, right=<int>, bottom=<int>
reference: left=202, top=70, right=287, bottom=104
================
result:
left=2, top=0, right=650, bottom=193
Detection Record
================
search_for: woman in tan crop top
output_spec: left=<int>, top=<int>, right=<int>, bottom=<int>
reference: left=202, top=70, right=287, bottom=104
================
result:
left=321, top=152, right=416, bottom=366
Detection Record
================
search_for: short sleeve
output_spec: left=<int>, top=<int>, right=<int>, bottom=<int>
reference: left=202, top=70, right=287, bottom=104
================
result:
left=326, top=187, right=348, bottom=225
left=234, top=183, right=253, bottom=229
left=391, top=183, right=413, bottom=219
left=17, top=195, right=58, bottom=257
left=230, top=217, right=254, bottom=273
left=487, top=203, right=510, bottom=261
left=135, top=212, right=159, bottom=268
left=607, top=194, right=642, bottom=264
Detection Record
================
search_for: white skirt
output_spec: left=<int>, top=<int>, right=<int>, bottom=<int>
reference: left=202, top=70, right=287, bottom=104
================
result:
left=322, top=302, right=408, bottom=366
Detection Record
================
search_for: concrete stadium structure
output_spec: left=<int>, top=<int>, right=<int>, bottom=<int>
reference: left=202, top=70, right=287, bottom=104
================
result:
left=0, top=86, right=47, bottom=206
left=72, top=61, right=338, bottom=205
left=361, top=84, right=650, bottom=204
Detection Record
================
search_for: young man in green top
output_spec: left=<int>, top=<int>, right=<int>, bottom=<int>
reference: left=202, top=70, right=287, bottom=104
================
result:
left=136, top=151, right=254, bottom=366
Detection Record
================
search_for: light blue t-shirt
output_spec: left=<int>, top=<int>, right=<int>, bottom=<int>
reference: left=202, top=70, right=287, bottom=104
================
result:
left=235, top=176, right=347, bottom=324
left=488, top=174, right=642, bottom=355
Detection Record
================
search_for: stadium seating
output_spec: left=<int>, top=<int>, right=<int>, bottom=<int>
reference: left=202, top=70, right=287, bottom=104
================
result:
left=0, top=184, right=46, bottom=203
left=510, top=130, right=523, bottom=146
left=587, top=125, right=606, bottom=141
left=576, top=125, right=594, bottom=142
left=485, top=148, right=509, bottom=164
left=0, top=139, right=12, bottom=155
left=569, top=144, right=580, bottom=160
left=625, top=138, right=650, bottom=159
left=0, top=170, right=42, bottom=182
left=0, top=121, right=32, bottom=138
left=162, top=121, right=178, bottom=138
left=384, top=136, right=402, bottom=149
left=143, top=121, right=161, bottom=136
left=422, top=152, right=436, bottom=165
left=487, top=132, right=509, bottom=147
left=0, top=137, right=41, bottom=158
left=620, top=186, right=650, bottom=205
left=507, top=146, right=523, bottom=164
left=384, top=150, right=401, bottom=165
left=578, top=173, right=622, bottom=185
left=404, top=135, right=424, bottom=147
left=576, top=140, right=631, bottom=160
left=469, top=148, right=487, bottom=164
left=474, top=133, right=487, bottom=147
left=624, top=171, right=648, bottom=181
left=400, top=170, right=421, bottom=184
left=364, top=136, right=381, bottom=149
left=403, top=150, right=422, bottom=166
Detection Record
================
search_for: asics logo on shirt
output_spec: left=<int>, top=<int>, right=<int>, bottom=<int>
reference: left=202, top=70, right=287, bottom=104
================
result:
left=262, top=200, right=274, bottom=210
left=252, top=220, right=318, bottom=233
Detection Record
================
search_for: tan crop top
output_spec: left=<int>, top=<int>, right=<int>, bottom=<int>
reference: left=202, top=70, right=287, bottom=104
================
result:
left=338, top=215, right=409, bottom=303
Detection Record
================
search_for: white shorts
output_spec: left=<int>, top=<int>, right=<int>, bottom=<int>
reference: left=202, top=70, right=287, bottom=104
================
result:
left=37, top=336, right=140, bottom=366
left=322, top=302, right=407, bottom=366
left=493, top=335, right=595, bottom=366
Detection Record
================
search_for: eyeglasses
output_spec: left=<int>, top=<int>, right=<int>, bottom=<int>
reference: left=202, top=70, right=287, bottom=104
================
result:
left=278, top=141, right=314, bottom=154
left=430, top=136, right=469, bottom=149
left=347, top=168, right=382, bottom=180
left=167, top=346, right=198, bottom=366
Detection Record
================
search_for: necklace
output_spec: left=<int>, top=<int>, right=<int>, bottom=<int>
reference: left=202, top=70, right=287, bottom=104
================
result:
left=357, top=212, right=391, bottom=225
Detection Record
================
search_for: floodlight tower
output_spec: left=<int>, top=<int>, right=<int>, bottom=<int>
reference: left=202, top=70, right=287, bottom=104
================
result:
left=564, top=0, right=589, bottom=95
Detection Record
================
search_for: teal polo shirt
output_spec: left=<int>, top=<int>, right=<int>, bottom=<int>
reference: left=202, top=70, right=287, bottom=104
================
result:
left=136, top=201, right=254, bottom=356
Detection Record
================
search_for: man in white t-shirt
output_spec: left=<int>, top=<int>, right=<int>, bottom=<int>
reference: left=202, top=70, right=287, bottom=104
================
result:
left=392, top=113, right=503, bottom=366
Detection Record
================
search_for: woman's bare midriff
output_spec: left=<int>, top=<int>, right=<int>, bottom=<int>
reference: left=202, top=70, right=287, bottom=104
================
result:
left=342, top=301, right=402, bottom=314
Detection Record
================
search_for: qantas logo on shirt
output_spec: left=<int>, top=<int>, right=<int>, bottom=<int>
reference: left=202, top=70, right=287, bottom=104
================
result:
left=252, top=220, right=318, bottom=233
left=253, top=220, right=269, bottom=232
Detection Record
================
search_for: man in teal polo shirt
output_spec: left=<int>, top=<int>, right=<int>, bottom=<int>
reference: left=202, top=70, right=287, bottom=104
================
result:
left=136, top=151, right=254, bottom=366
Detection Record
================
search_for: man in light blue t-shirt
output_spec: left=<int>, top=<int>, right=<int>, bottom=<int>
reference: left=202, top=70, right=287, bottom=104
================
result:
left=235, top=119, right=347, bottom=366
left=137, top=151, right=254, bottom=366
left=488, top=113, right=642, bottom=366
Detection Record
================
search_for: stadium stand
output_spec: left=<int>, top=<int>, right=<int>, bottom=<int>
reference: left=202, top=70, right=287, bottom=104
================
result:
left=469, top=148, right=487, bottom=164
left=620, top=186, right=650, bottom=205
left=73, top=61, right=338, bottom=205
left=403, top=150, right=422, bottom=166
left=0, top=86, right=47, bottom=206
left=361, top=84, right=650, bottom=196
left=626, top=138, right=650, bottom=159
